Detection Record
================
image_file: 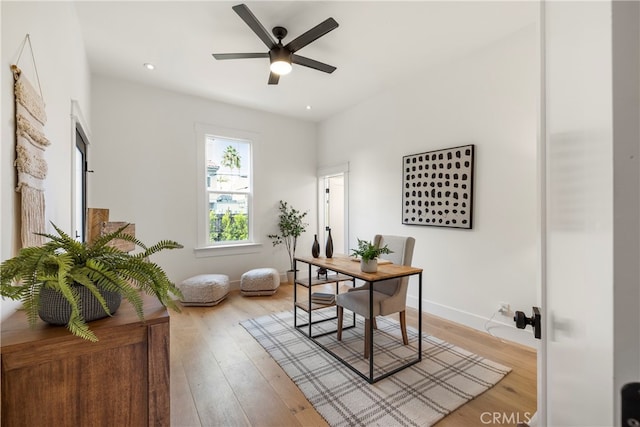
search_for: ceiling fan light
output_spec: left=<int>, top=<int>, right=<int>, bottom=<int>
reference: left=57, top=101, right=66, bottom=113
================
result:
left=270, top=60, right=292, bottom=75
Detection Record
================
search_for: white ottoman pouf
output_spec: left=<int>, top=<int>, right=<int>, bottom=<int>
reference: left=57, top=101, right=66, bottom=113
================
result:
left=178, top=274, right=229, bottom=306
left=240, top=268, right=280, bottom=296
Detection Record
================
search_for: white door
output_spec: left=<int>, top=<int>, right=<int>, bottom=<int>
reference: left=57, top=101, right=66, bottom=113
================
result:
left=318, top=165, right=349, bottom=255
left=541, top=1, right=639, bottom=425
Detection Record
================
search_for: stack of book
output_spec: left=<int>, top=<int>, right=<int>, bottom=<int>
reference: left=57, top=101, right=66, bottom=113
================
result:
left=310, top=292, right=335, bottom=305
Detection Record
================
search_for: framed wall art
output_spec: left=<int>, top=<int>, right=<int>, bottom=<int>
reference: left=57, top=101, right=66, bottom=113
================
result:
left=402, top=144, right=475, bottom=229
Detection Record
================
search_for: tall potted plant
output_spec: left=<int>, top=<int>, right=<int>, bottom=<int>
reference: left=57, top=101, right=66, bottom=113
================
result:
left=268, top=200, right=308, bottom=283
left=0, top=223, right=183, bottom=342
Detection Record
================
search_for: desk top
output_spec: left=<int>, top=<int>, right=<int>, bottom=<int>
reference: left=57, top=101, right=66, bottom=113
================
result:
left=295, top=254, right=422, bottom=282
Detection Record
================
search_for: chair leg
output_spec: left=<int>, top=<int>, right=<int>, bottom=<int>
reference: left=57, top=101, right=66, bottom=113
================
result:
left=399, top=311, right=409, bottom=345
left=337, top=306, right=343, bottom=341
left=372, top=317, right=378, bottom=330
left=364, top=318, right=371, bottom=359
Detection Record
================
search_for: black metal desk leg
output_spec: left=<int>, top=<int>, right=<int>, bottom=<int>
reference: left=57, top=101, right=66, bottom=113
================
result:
left=308, top=263, right=313, bottom=338
left=418, top=272, right=422, bottom=358
left=293, top=259, right=298, bottom=327
left=369, top=282, right=374, bottom=382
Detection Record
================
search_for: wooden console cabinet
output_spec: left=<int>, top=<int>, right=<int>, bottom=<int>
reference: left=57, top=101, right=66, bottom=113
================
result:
left=1, top=295, right=170, bottom=426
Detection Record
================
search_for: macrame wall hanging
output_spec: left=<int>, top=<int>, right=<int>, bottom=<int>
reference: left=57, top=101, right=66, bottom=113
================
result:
left=12, top=34, right=49, bottom=247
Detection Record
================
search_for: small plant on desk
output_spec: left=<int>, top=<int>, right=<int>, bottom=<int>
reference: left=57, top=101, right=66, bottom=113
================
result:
left=350, top=238, right=392, bottom=273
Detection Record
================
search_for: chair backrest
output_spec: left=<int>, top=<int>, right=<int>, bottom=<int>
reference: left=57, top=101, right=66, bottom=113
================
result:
left=374, top=235, right=415, bottom=267
left=372, top=235, right=415, bottom=304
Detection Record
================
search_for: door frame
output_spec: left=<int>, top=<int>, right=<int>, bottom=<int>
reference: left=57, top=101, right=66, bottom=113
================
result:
left=71, top=100, right=91, bottom=242
left=537, top=1, right=547, bottom=423
left=317, top=163, right=349, bottom=254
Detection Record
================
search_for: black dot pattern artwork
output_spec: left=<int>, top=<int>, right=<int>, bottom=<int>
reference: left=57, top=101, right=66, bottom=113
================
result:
left=402, top=144, right=475, bottom=229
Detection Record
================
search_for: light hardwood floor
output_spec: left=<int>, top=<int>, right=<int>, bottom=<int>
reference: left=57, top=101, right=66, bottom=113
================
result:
left=170, top=284, right=536, bottom=426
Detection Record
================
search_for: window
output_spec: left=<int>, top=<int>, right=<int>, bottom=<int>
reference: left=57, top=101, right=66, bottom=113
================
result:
left=203, top=135, right=252, bottom=246
left=195, top=123, right=259, bottom=255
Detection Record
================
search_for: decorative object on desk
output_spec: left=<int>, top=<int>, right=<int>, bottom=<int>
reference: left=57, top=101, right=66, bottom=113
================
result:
left=316, top=267, right=328, bottom=280
left=402, top=144, right=475, bottom=229
left=325, top=228, right=334, bottom=258
left=242, top=311, right=511, bottom=427
left=350, top=238, right=392, bottom=273
left=311, top=234, right=320, bottom=257
left=268, top=200, right=308, bottom=277
left=0, top=222, right=183, bottom=342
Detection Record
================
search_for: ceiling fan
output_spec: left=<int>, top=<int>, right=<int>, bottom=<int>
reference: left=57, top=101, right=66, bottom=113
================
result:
left=212, top=3, right=339, bottom=85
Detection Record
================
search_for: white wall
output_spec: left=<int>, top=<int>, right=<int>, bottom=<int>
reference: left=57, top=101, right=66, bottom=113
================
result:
left=1, top=2, right=91, bottom=320
left=89, top=76, right=317, bottom=285
left=318, top=25, right=539, bottom=346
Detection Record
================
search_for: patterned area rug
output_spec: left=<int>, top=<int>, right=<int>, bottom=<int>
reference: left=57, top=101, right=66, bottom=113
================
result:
left=241, top=311, right=511, bottom=427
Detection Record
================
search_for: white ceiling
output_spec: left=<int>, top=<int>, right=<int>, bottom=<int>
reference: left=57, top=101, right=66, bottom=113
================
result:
left=75, top=1, right=537, bottom=122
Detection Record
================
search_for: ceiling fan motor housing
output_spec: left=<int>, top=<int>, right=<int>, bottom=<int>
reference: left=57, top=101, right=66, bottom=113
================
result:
left=270, top=46, right=292, bottom=64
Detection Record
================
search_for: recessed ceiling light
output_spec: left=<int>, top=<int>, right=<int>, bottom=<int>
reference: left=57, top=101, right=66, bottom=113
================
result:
left=143, top=63, right=155, bottom=71
left=306, top=105, right=312, bottom=110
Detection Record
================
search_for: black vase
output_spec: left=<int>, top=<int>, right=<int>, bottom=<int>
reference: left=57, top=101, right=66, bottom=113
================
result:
left=325, top=228, right=334, bottom=258
left=312, top=234, right=320, bottom=258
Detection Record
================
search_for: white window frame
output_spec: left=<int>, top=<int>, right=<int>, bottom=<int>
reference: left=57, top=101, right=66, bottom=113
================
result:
left=194, top=123, right=261, bottom=257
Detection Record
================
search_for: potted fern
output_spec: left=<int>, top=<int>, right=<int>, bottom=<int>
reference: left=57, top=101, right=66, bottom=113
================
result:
left=0, top=223, right=183, bottom=342
left=268, top=200, right=308, bottom=283
left=350, top=238, right=393, bottom=273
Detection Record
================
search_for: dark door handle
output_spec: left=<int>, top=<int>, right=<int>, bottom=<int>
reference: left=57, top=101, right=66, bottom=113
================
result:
left=514, top=307, right=541, bottom=339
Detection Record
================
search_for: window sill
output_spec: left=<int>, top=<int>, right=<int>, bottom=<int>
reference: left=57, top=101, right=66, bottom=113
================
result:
left=194, top=242, right=262, bottom=258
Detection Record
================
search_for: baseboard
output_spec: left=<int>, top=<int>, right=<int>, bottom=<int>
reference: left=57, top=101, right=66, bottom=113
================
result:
left=407, top=295, right=537, bottom=349
left=229, top=279, right=241, bottom=291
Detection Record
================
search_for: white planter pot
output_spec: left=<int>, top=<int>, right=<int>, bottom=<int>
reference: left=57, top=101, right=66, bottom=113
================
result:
left=286, top=270, right=296, bottom=284
left=360, top=258, right=378, bottom=273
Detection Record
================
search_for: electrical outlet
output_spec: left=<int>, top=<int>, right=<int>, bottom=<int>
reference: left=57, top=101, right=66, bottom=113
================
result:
left=498, top=302, right=510, bottom=315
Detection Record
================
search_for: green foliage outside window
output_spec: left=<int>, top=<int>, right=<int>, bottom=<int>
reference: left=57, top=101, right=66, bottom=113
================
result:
left=210, top=210, right=248, bottom=242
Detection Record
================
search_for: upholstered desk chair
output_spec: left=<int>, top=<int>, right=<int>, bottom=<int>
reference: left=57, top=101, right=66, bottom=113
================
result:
left=336, top=235, right=416, bottom=358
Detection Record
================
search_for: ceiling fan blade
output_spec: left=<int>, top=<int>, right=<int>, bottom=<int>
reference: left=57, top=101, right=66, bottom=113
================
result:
left=232, top=4, right=276, bottom=49
left=285, top=17, right=339, bottom=53
left=212, top=52, right=269, bottom=60
left=268, top=71, right=280, bottom=85
left=292, top=55, right=336, bottom=73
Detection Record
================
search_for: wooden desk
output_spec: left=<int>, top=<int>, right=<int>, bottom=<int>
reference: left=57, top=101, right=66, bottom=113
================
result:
left=1, top=294, right=170, bottom=426
left=294, top=254, right=423, bottom=383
